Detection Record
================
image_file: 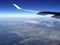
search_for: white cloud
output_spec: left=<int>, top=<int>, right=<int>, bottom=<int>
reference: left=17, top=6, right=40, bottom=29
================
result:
left=25, top=20, right=39, bottom=24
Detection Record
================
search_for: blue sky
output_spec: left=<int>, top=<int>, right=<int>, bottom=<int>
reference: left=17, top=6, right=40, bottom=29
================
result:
left=0, top=0, right=60, bottom=16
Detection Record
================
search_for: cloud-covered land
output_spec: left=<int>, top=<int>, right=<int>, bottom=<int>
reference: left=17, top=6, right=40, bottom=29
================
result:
left=0, top=17, right=60, bottom=45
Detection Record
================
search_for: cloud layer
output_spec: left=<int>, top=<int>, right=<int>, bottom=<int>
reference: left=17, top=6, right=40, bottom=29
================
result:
left=0, top=17, right=60, bottom=45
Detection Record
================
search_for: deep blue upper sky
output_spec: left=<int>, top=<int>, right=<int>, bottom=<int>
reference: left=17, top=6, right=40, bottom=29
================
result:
left=0, top=0, right=60, bottom=15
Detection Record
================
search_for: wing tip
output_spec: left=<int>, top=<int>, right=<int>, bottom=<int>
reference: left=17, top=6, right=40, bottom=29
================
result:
left=13, top=3, right=21, bottom=9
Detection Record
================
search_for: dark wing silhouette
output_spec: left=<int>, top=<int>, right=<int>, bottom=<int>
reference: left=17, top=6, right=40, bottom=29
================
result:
left=37, top=11, right=60, bottom=19
left=13, top=4, right=60, bottom=19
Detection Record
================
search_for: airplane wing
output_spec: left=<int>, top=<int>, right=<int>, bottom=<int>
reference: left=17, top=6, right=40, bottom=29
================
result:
left=13, top=4, right=22, bottom=9
left=13, top=3, right=39, bottom=13
left=37, top=11, right=60, bottom=19
left=13, top=3, right=60, bottom=19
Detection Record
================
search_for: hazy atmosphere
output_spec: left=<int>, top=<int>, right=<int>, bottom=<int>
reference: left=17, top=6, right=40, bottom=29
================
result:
left=0, top=0, right=60, bottom=45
